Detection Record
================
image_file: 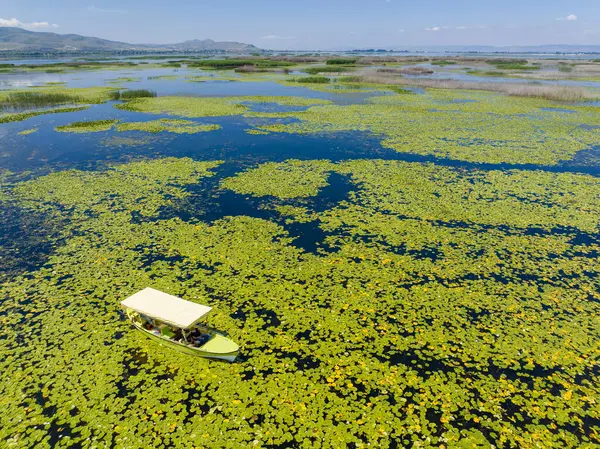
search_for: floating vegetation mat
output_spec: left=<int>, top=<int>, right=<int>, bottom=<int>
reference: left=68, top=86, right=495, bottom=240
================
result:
left=1, top=154, right=599, bottom=448
left=245, top=89, right=600, bottom=166
left=17, top=128, right=37, bottom=136
left=116, top=95, right=333, bottom=118
left=147, top=75, right=180, bottom=81
left=115, top=119, right=221, bottom=134
left=105, top=76, right=142, bottom=84
left=55, top=119, right=120, bottom=133
left=55, top=119, right=221, bottom=135
left=0, top=106, right=89, bottom=124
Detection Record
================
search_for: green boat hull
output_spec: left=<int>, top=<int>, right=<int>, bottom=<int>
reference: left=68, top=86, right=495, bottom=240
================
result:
left=133, top=323, right=238, bottom=362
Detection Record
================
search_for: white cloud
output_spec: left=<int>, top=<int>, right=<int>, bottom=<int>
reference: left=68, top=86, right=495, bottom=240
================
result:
left=556, top=14, right=577, bottom=21
left=398, top=29, right=405, bottom=33
left=260, top=34, right=295, bottom=40
left=424, top=27, right=441, bottom=32
left=0, top=18, right=20, bottom=27
left=28, top=22, right=53, bottom=29
left=0, top=17, right=59, bottom=29
left=87, top=5, right=128, bottom=14
left=455, top=25, right=487, bottom=30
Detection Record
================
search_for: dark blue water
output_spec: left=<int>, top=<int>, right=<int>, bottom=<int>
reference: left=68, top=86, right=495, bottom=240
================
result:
left=2, top=98, right=599, bottom=179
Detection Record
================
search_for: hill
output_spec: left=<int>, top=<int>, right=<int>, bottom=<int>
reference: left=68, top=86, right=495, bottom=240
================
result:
left=0, top=27, right=259, bottom=53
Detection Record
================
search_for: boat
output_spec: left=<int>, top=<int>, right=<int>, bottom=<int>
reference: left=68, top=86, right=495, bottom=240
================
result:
left=121, top=287, right=239, bottom=362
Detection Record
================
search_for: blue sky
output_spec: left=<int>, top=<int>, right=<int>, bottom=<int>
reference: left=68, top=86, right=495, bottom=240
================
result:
left=2, top=0, right=600, bottom=49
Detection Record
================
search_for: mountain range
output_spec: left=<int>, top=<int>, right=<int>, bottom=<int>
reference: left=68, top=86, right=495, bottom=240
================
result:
left=0, top=27, right=259, bottom=53
left=2, top=28, right=599, bottom=55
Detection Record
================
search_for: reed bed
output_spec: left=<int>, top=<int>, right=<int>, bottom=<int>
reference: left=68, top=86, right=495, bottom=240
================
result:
left=110, top=90, right=157, bottom=100
left=0, top=92, right=81, bottom=109
left=188, top=59, right=295, bottom=69
left=326, top=58, right=359, bottom=65
left=431, top=60, right=457, bottom=66
left=304, top=66, right=355, bottom=75
left=357, top=74, right=595, bottom=101
left=293, top=76, right=330, bottom=84
left=486, top=59, right=540, bottom=71
left=377, top=67, right=434, bottom=75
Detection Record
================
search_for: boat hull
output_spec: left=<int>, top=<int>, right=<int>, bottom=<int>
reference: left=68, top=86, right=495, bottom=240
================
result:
left=132, top=323, right=238, bottom=362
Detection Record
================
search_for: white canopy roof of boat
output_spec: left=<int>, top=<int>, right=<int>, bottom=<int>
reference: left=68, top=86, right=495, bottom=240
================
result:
left=121, top=287, right=212, bottom=329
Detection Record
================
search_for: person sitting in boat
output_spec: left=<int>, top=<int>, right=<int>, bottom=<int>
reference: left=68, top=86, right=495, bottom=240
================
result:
left=160, top=326, right=178, bottom=339
left=189, top=328, right=210, bottom=347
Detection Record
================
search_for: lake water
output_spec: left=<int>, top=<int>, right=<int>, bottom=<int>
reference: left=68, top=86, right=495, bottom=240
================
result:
left=1, top=63, right=599, bottom=449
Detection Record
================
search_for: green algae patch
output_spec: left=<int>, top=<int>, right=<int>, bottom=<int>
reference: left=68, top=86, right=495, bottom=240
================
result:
left=222, top=158, right=600, bottom=232
left=245, top=128, right=271, bottom=135
left=105, top=76, right=142, bottom=83
left=147, top=74, right=180, bottom=81
left=221, top=159, right=337, bottom=199
left=116, top=119, right=221, bottom=134
left=15, top=157, right=222, bottom=217
left=17, top=128, right=37, bottom=135
left=0, top=106, right=89, bottom=124
left=245, top=89, right=600, bottom=166
left=55, top=119, right=120, bottom=133
left=336, top=159, right=600, bottom=232
left=116, top=95, right=332, bottom=118
left=116, top=96, right=248, bottom=117
left=1, top=154, right=599, bottom=448
left=239, top=96, right=332, bottom=107
left=54, top=119, right=222, bottom=135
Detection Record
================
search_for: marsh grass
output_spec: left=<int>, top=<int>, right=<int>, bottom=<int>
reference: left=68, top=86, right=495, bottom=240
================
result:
left=188, top=59, right=295, bottom=69
left=110, top=90, right=157, bottom=100
left=378, top=67, right=433, bottom=75
left=293, top=76, right=330, bottom=84
left=337, top=76, right=363, bottom=83
left=486, top=58, right=528, bottom=65
left=499, top=64, right=541, bottom=71
left=486, top=59, right=540, bottom=71
left=15, top=61, right=138, bottom=72
left=1, top=92, right=81, bottom=110
left=326, top=58, right=358, bottom=65
left=390, top=87, right=415, bottom=94
left=304, top=66, right=355, bottom=75
left=431, top=60, right=457, bottom=66
left=466, top=70, right=507, bottom=77
left=354, top=74, right=594, bottom=101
